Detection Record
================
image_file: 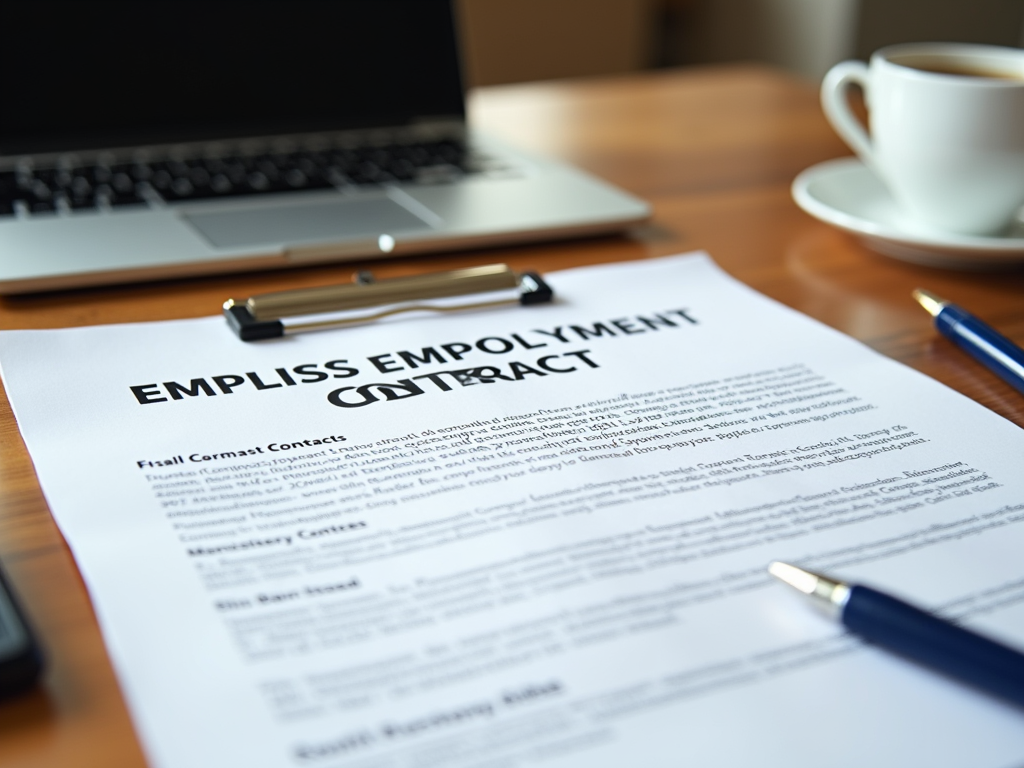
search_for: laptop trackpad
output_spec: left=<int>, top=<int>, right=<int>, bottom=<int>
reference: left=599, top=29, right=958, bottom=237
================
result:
left=182, top=196, right=433, bottom=250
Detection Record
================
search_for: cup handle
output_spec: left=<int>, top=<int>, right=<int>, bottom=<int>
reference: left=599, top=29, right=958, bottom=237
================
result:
left=821, top=61, right=877, bottom=171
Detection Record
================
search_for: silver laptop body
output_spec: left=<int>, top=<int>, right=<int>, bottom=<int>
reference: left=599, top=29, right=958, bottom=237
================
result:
left=0, top=1, right=648, bottom=294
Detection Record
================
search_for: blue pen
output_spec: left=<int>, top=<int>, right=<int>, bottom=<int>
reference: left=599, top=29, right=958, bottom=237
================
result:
left=913, top=288, right=1024, bottom=396
left=769, top=562, right=1024, bottom=708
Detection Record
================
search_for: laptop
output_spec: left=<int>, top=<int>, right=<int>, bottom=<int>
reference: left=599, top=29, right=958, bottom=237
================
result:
left=0, top=1, right=649, bottom=294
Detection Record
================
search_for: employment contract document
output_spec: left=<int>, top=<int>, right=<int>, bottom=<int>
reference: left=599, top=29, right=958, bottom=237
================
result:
left=2, top=255, right=1024, bottom=768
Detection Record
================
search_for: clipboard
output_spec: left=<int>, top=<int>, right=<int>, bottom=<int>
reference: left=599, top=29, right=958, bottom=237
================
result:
left=223, top=264, right=554, bottom=341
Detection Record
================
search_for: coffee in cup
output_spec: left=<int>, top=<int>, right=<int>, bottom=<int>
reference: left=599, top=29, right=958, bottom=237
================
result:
left=821, top=43, right=1024, bottom=236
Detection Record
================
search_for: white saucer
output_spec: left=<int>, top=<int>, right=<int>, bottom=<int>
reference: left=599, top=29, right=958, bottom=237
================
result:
left=791, top=157, right=1024, bottom=268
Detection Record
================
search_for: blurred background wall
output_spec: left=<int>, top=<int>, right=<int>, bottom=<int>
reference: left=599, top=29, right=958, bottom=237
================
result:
left=455, top=0, right=1024, bottom=86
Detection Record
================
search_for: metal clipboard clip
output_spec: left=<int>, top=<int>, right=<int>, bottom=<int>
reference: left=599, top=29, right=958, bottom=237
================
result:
left=223, top=264, right=554, bottom=341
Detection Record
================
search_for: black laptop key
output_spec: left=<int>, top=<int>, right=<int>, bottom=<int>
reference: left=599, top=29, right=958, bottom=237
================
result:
left=348, top=162, right=384, bottom=185
left=406, top=145, right=431, bottom=165
left=387, top=158, right=417, bottom=181
left=108, top=193, right=147, bottom=208
left=210, top=174, right=233, bottom=194
left=109, top=163, right=153, bottom=183
left=170, top=178, right=195, bottom=197
left=69, top=174, right=92, bottom=197
left=68, top=194, right=97, bottom=210
left=202, top=158, right=228, bottom=174
left=15, top=178, right=53, bottom=200
left=31, top=169, right=59, bottom=190
left=283, top=168, right=309, bottom=188
left=0, top=172, right=18, bottom=207
left=5, top=183, right=55, bottom=214
left=111, top=173, right=134, bottom=194
left=149, top=169, right=173, bottom=192
left=253, top=157, right=281, bottom=180
left=70, top=166, right=109, bottom=186
left=247, top=171, right=271, bottom=192
left=91, top=183, right=143, bottom=208
left=331, top=149, right=357, bottom=172
left=221, top=163, right=248, bottom=185
left=53, top=170, right=74, bottom=189
left=189, top=167, right=210, bottom=187
left=435, top=140, right=466, bottom=164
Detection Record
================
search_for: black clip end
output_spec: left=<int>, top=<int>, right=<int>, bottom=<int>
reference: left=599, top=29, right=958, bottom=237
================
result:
left=223, top=301, right=284, bottom=341
left=518, top=272, right=554, bottom=305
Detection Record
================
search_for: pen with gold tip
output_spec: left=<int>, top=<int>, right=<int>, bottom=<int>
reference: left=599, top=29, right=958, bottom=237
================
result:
left=913, top=288, right=1024, bottom=395
left=769, top=562, right=1024, bottom=708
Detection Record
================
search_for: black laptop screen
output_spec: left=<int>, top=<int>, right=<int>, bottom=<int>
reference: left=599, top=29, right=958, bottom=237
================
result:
left=1, top=0, right=466, bottom=155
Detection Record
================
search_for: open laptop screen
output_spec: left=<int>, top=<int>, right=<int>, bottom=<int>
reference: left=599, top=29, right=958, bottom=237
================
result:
left=2, top=0, right=465, bottom=155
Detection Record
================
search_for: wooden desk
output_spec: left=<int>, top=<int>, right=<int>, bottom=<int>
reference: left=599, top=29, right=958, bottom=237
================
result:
left=0, top=65, right=1022, bottom=767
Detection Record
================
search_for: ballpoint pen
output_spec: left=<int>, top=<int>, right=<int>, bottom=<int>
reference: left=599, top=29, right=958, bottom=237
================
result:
left=913, top=288, right=1024, bottom=396
left=769, top=562, right=1024, bottom=708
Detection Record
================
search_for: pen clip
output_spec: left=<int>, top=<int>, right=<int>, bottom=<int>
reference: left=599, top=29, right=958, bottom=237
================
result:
left=223, top=264, right=554, bottom=341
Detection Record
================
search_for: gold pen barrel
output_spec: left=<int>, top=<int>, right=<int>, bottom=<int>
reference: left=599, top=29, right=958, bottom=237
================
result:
left=247, top=264, right=521, bottom=320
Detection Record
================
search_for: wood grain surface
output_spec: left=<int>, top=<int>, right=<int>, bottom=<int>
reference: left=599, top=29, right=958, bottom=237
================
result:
left=0, top=65, right=1021, bottom=767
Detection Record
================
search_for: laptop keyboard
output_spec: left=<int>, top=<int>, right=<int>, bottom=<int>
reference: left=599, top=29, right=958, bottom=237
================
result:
left=0, top=139, right=486, bottom=217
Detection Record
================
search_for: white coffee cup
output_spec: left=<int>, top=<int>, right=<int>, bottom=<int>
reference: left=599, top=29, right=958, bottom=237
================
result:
left=821, top=43, right=1024, bottom=236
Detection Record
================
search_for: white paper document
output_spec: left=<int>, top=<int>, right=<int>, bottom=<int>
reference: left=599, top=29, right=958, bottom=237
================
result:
left=3, top=254, right=1024, bottom=768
